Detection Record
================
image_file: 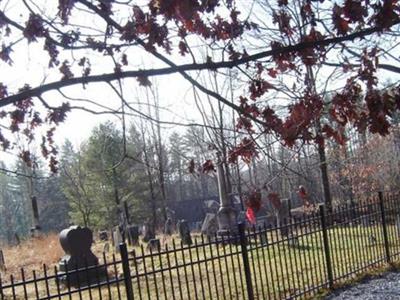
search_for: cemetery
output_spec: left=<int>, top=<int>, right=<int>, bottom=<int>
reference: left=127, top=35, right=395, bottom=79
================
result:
left=0, top=191, right=400, bottom=299
left=0, top=0, right=400, bottom=299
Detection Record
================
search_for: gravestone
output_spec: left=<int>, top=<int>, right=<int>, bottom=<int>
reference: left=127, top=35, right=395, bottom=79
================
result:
left=166, top=207, right=176, bottom=222
left=237, top=211, right=246, bottom=224
left=98, top=231, right=108, bottom=241
left=287, top=236, right=299, bottom=248
left=164, top=218, right=173, bottom=236
left=30, top=225, right=41, bottom=238
left=127, top=225, right=139, bottom=245
left=112, top=227, right=123, bottom=253
left=177, top=219, right=192, bottom=245
left=0, top=250, right=5, bottom=271
left=369, top=235, right=377, bottom=245
left=143, top=222, right=155, bottom=243
left=216, top=157, right=237, bottom=236
left=58, top=226, right=106, bottom=286
left=361, top=214, right=371, bottom=227
left=204, top=200, right=220, bottom=213
left=147, top=239, right=161, bottom=252
left=259, top=232, right=268, bottom=246
left=201, top=213, right=218, bottom=237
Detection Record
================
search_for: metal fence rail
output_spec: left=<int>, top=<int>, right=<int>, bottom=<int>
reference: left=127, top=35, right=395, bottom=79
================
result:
left=1, top=191, right=400, bottom=299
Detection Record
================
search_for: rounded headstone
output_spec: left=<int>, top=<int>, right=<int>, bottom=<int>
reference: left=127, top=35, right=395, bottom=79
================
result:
left=59, top=225, right=93, bottom=256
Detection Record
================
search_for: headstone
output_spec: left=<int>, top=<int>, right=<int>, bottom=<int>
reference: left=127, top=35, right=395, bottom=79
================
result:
left=164, top=218, right=173, bottom=235
left=103, top=242, right=110, bottom=253
left=127, top=225, right=139, bottom=245
left=259, top=232, right=268, bottom=246
left=369, top=235, right=377, bottom=245
left=204, top=200, right=220, bottom=213
left=30, top=225, right=41, bottom=238
left=0, top=250, right=6, bottom=271
left=177, top=219, right=192, bottom=245
left=112, top=227, right=123, bottom=253
left=143, top=222, right=155, bottom=243
left=216, top=154, right=238, bottom=237
left=237, top=211, right=246, bottom=224
left=98, top=231, right=108, bottom=241
left=166, top=207, right=176, bottom=221
left=147, top=239, right=161, bottom=252
left=58, top=226, right=107, bottom=286
left=201, top=213, right=218, bottom=237
left=287, top=236, right=299, bottom=248
left=361, top=215, right=370, bottom=227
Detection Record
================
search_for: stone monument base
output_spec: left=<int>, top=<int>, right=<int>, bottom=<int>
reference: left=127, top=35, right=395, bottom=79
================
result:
left=217, top=206, right=238, bottom=243
left=58, top=255, right=107, bottom=286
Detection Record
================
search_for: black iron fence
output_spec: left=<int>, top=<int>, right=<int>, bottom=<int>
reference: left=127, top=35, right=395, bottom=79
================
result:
left=2, top=191, right=400, bottom=299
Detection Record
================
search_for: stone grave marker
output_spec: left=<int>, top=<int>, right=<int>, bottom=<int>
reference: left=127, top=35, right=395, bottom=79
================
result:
left=216, top=157, right=237, bottom=236
left=143, top=222, right=155, bottom=243
left=147, top=239, right=161, bottom=252
left=164, top=218, right=173, bottom=235
left=260, top=232, right=268, bottom=245
left=287, top=236, right=299, bottom=248
left=112, top=227, right=123, bottom=253
left=98, top=231, right=108, bottom=241
left=58, top=225, right=107, bottom=286
left=237, top=211, right=246, bottom=224
left=0, top=250, right=5, bottom=271
left=127, top=225, right=139, bottom=245
left=177, top=219, right=192, bottom=245
left=369, top=235, right=377, bottom=245
left=201, top=213, right=218, bottom=238
left=30, top=225, right=41, bottom=238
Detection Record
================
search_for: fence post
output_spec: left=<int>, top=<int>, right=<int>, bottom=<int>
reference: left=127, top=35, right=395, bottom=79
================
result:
left=238, top=223, right=254, bottom=300
left=319, top=204, right=334, bottom=289
left=119, top=242, right=134, bottom=300
left=378, top=191, right=391, bottom=263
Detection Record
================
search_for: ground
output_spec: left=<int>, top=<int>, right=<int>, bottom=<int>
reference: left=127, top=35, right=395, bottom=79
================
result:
left=0, top=233, right=113, bottom=282
left=1, top=225, right=400, bottom=299
left=326, top=271, right=400, bottom=299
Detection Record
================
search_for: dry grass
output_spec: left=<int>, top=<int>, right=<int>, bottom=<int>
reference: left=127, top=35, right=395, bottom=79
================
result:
left=1, top=225, right=400, bottom=299
left=0, top=232, right=124, bottom=283
left=1, top=233, right=63, bottom=280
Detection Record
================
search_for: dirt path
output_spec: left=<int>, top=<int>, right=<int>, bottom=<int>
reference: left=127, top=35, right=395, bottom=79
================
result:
left=325, top=272, right=400, bottom=299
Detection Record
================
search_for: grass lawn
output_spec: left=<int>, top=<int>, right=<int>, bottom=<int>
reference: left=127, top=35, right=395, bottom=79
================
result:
left=1, top=222, right=400, bottom=299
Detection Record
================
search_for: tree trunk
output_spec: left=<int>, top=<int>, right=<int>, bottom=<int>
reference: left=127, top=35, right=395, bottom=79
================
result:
left=317, top=141, right=333, bottom=213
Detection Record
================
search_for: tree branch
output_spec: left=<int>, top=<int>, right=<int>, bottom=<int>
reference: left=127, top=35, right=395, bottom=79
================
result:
left=323, top=61, right=400, bottom=74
